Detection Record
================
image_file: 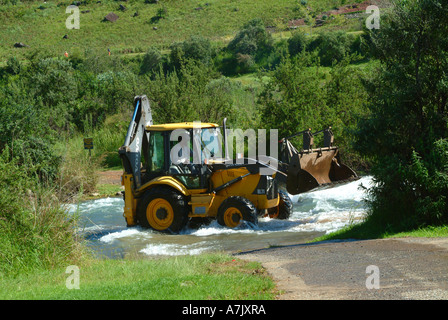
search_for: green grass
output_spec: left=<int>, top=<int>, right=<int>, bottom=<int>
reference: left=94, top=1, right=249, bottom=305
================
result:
left=92, top=183, right=122, bottom=198
left=0, top=0, right=362, bottom=63
left=312, top=220, right=448, bottom=243
left=0, top=253, right=276, bottom=300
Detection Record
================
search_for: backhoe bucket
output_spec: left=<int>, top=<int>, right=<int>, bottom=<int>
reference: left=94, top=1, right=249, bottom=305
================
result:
left=278, top=128, right=358, bottom=195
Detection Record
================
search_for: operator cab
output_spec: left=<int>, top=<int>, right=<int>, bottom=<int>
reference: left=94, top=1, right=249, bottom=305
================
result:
left=141, top=123, right=223, bottom=190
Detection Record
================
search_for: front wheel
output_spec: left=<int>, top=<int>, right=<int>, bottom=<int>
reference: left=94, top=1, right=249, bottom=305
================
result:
left=217, top=196, right=258, bottom=228
left=137, top=186, right=189, bottom=233
left=268, top=190, right=293, bottom=219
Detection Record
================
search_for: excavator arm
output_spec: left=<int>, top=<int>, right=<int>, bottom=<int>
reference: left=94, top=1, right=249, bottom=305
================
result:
left=119, top=95, right=153, bottom=189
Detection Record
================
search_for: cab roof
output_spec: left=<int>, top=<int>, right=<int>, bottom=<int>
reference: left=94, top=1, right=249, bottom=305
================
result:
left=146, top=122, right=220, bottom=131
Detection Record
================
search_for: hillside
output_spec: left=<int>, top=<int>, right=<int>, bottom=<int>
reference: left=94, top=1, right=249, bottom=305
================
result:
left=0, top=0, right=377, bottom=62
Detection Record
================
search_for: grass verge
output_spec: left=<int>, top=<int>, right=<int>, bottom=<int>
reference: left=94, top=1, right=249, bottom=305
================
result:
left=312, top=219, right=448, bottom=243
left=0, top=253, right=276, bottom=300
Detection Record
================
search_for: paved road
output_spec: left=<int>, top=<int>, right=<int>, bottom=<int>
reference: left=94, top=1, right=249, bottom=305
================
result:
left=237, top=238, right=448, bottom=300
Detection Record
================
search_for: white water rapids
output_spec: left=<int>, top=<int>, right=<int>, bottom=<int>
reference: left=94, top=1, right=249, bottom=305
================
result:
left=68, top=176, right=373, bottom=258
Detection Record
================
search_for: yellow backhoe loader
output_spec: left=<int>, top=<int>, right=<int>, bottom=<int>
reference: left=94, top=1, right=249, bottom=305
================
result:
left=119, top=95, right=357, bottom=233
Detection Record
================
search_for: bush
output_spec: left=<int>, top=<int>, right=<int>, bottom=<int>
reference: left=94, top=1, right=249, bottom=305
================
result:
left=227, top=18, right=272, bottom=57
left=56, top=138, right=99, bottom=201
left=310, top=31, right=354, bottom=66
left=0, top=149, right=84, bottom=276
left=140, top=46, right=163, bottom=75
left=288, top=31, right=308, bottom=56
left=223, top=18, right=274, bottom=75
left=29, top=58, right=77, bottom=107
left=6, top=57, right=21, bottom=75
left=169, top=35, right=213, bottom=69
left=96, top=70, right=140, bottom=114
left=12, top=136, right=61, bottom=183
left=406, top=139, right=448, bottom=224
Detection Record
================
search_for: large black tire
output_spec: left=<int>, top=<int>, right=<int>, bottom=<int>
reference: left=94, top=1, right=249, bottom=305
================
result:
left=268, top=190, right=293, bottom=220
left=217, top=196, right=258, bottom=228
left=137, top=186, right=189, bottom=233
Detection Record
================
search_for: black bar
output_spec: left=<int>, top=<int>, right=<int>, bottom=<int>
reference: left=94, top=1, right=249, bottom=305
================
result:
left=212, top=172, right=252, bottom=194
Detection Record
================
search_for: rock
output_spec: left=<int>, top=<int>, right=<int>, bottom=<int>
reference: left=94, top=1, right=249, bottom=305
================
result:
left=63, top=34, right=68, bottom=39
left=14, top=42, right=29, bottom=48
left=153, top=26, right=158, bottom=30
left=103, top=12, right=119, bottom=22
left=133, top=11, right=139, bottom=17
left=119, top=4, right=126, bottom=11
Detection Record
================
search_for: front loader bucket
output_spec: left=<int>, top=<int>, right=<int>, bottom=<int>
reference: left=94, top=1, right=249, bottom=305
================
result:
left=278, top=128, right=358, bottom=195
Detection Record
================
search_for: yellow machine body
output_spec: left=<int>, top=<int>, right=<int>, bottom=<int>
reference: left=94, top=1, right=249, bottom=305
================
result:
left=121, top=166, right=279, bottom=227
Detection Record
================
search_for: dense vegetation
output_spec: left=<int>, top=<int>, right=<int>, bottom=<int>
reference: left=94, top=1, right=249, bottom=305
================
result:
left=0, top=0, right=447, bottom=278
left=355, top=0, right=448, bottom=231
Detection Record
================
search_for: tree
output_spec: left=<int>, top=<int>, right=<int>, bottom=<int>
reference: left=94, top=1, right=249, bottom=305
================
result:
left=228, top=18, right=272, bottom=56
left=257, top=53, right=328, bottom=140
left=356, top=0, right=448, bottom=228
left=226, top=18, right=273, bottom=73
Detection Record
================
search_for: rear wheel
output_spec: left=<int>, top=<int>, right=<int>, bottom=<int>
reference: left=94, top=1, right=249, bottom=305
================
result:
left=268, top=190, right=293, bottom=219
left=137, top=186, right=189, bottom=233
left=217, top=196, right=258, bottom=228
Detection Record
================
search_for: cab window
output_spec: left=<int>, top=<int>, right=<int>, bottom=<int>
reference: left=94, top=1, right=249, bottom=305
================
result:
left=148, top=131, right=165, bottom=172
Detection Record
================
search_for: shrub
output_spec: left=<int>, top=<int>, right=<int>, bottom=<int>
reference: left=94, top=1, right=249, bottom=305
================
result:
left=6, top=56, right=21, bottom=75
left=169, top=35, right=213, bottom=69
left=96, top=70, right=139, bottom=114
left=225, top=18, right=274, bottom=74
left=12, top=136, right=61, bottom=183
left=310, top=31, right=353, bottom=66
left=140, top=46, right=163, bottom=75
left=0, top=149, right=84, bottom=275
left=227, top=18, right=272, bottom=57
left=288, top=31, right=308, bottom=56
left=29, top=58, right=77, bottom=107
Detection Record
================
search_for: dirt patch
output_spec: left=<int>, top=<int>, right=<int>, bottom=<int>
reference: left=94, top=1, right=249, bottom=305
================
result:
left=237, top=238, right=448, bottom=300
left=288, top=1, right=382, bottom=28
left=97, top=170, right=122, bottom=185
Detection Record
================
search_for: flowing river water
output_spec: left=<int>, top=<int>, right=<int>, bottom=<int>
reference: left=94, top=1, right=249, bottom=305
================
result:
left=68, top=176, right=373, bottom=259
